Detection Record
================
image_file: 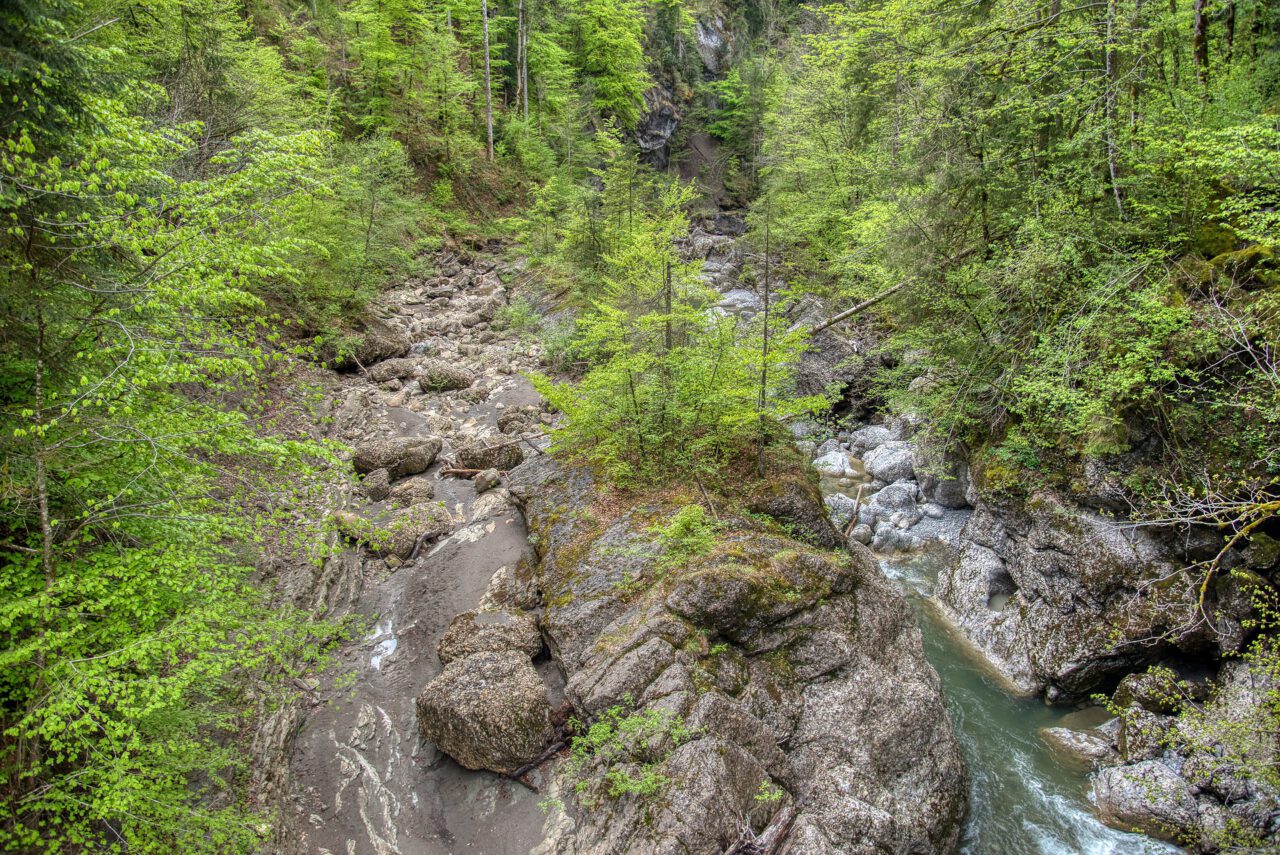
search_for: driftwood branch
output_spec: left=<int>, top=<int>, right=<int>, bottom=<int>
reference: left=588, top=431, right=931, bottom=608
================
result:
left=807, top=282, right=907, bottom=336
left=723, top=804, right=799, bottom=855
left=843, top=483, right=866, bottom=538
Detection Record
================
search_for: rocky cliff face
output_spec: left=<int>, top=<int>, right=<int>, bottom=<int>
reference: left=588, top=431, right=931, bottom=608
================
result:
left=485, top=453, right=969, bottom=855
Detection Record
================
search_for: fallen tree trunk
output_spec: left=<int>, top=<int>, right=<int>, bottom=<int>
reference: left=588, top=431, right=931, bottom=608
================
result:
left=807, top=281, right=907, bottom=336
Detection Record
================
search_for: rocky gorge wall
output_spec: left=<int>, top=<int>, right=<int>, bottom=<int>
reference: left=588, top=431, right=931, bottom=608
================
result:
left=795, top=369, right=1280, bottom=850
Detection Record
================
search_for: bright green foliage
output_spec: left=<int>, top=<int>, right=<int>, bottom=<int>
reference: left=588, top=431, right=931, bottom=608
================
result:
left=759, top=0, right=1280, bottom=505
left=568, top=0, right=651, bottom=128
left=651, top=504, right=719, bottom=565
left=0, top=3, right=357, bottom=850
left=564, top=699, right=695, bottom=803
left=533, top=134, right=823, bottom=485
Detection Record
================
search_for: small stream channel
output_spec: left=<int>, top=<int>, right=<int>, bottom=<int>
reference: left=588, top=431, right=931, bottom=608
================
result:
left=820, top=461, right=1177, bottom=854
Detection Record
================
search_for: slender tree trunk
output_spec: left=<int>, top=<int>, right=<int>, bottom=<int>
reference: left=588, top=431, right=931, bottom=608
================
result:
left=1193, top=0, right=1209, bottom=84
left=515, top=0, right=525, bottom=119
left=34, top=307, right=54, bottom=587
left=482, top=0, right=494, bottom=161
left=756, top=197, right=772, bottom=479
left=1225, top=1, right=1235, bottom=61
left=663, top=259, right=673, bottom=353
left=1105, top=0, right=1126, bottom=220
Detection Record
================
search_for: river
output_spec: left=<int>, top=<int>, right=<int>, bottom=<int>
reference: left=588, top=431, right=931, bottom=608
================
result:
left=878, top=545, right=1178, bottom=854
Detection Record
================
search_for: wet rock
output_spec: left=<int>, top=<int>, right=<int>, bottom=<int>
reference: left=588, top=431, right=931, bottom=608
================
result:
left=457, top=439, right=524, bottom=471
left=366, top=357, right=417, bottom=382
left=1094, top=761, right=1198, bottom=841
left=473, top=468, right=501, bottom=494
left=862, top=441, right=915, bottom=483
left=351, top=436, right=442, bottom=479
left=418, top=359, right=474, bottom=391
left=415, top=651, right=553, bottom=773
left=813, top=450, right=852, bottom=477
left=1041, top=725, right=1118, bottom=769
left=437, top=609, right=542, bottom=665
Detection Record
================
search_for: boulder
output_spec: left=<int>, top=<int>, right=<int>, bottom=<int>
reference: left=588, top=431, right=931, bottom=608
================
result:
left=352, top=436, right=442, bottom=479
left=746, top=466, right=845, bottom=550
left=366, top=357, right=417, bottom=383
left=863, top=441, right=915, bottom=483
left=912, top=439, right=971, bottom=509
left=1094, top=761, right=1198, bottom=842
left=418, top=359, right=474, bottom=391
left=473, top=468, right=501, bottom=494
left=388, top=475, right=434, bottom=505
left=457, top=439, right=524, bottom=472
left=813, top=451, right=851, bottom=477
left=849, top=424, right=893, bottom=454
left=415, top=651, right=553, bottom=773
left=330, top=316, right=411, bottom=371
left=868, top=481, right=919, bottom=525
left=824, top=493, right=858, bottom=530
left=1040, top=726, right=1117, bottom=769
left=437, top=609, right=542, bottom=665
left=335, top=502, right=451, bottom=559
left=361, top=467, right=391, bottom=502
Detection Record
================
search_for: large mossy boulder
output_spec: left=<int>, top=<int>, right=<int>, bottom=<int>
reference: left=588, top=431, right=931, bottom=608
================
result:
left=415, top=651, right=553, bottom=774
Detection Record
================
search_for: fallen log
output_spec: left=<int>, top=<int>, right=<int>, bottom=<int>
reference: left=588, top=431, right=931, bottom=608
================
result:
left=807, top=281, right=906, bottom=336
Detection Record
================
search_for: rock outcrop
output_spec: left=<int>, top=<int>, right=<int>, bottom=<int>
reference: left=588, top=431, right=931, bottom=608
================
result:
left=507, top=453, right=967, bottom=855
left=933, top=490, right=1212, bottom=700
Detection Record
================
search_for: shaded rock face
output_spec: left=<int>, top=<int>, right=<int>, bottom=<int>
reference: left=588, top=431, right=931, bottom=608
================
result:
left=746, top=457, right=846, bottom=550
left=1094, top=761, right=1199, bottom=842
left=635, top=85, right=681, bottom=167
left=415, top=651, right=553, bottom=774
left=934, top=491, right=1205, bottom=700
left=509, top=455, right=966, bottom=855
left=1076, top=661, right=1280, bottom=851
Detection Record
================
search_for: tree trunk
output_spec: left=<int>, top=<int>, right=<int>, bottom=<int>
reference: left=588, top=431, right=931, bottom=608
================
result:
left=663, top=259, right=673, bottom=353
left=1225, top=1, right=1235, bottom=61
left=757, top=196, right=772, bottom=479
left=482, top=0, right=494, bottom=161
left=807, top=282, right=907, bottom=336
left=515, top=0, right=525, bottom=119
left=1105, top=0, right=1126, bottom=220
left=1193, top=0, right=1209, bottom=84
